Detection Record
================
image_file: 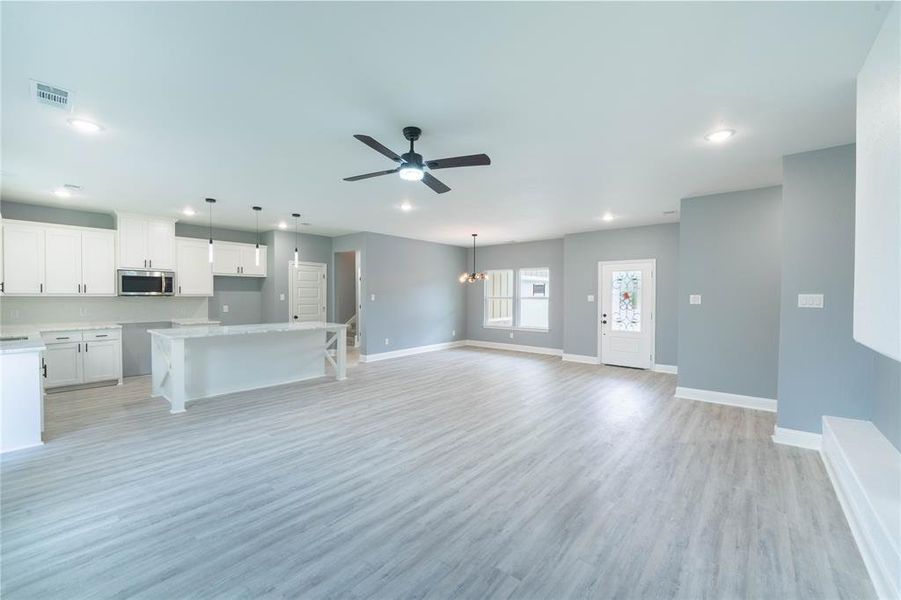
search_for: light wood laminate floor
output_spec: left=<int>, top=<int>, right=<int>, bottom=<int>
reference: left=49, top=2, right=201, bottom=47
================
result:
left=1, top=348, right=874, bottom=599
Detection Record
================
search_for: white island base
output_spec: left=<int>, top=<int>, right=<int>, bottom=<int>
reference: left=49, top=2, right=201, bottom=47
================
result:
left=149, top=322, right=347, bottom=413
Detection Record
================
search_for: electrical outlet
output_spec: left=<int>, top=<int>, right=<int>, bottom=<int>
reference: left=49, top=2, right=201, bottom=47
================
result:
left=79, top=307, right=88, bottom=317
left=689, top=294, right=702, bottom=305
left=222, top=305, right=229, bottom=313
left=587, top=294, right=595, bottom=302
left=798, top=293, right=824, bottom=308
left=452, top=329, right=456, bottom=337
left=371, top=294, right=376, bottom=302
left=384, top=337, right=389, bottom=346
left=509, top=332, right=514, bottom=339
left=279, top=293, right=285, bottom=301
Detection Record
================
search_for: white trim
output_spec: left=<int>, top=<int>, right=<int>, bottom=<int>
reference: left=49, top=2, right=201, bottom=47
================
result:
left=465, top=340, right=562, bottom=356
left=821, top=417, right=901, bottom=600
left=674, top=386, right=777, bottom=412
left=771, top=425, right=822, bottom=450
left=652, top=364, right=678, bottom=374
left=562, top=353, right=601, bottom=364
left=360, top=340, right=467, bottom=363
left=598, top=258, right=657, bottom=369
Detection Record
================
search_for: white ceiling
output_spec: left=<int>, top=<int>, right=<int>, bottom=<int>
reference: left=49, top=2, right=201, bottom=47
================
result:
left=0, top=2, right=890, bottom=246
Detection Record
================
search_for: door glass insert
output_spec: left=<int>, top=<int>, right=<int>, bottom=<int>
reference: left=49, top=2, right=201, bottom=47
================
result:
left=611, top=270, right=641, bottom=332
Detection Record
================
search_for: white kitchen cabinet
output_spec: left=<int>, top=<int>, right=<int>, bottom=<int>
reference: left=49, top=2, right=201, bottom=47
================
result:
left=212, top=241, right=267, bottom=277
left=43, top=342, right=83, bottom=387
left=240, top=245, right=267, bottom=277
left=212, top=242, right=242, bottom=276
left=81, top=230, right=116, bottom=295
left=176, top=237, right=213, bottom=296
left=2, top=222, right=45, bottom=295
left=82, top=339, right=121, bottom=383
left=116, top=213, right=175, bottom=269
left=44, top=228, right=83, bottom=295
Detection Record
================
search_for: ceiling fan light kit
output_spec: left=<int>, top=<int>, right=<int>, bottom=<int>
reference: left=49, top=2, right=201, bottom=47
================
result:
left=344, top=126, right=490, bottom=194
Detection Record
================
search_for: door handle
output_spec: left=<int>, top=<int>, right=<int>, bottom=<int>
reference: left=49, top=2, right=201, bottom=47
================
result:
left=601, top=320, right=608, bottom=325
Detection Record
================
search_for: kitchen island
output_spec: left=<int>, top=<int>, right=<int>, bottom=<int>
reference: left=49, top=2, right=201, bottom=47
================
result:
left=149, top=322, right=347, bottom=413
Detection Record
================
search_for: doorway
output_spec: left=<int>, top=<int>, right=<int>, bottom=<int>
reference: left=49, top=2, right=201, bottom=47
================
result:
left=334, top=251, right=360, bottom=347
left=598, top=259, right=656, bottom=369
left=289, top=261, right=327, bottom=322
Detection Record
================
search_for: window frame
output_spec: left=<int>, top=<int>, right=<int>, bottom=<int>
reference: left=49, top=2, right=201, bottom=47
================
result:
left=481, top=267, right=551, bottom=332
left=483, top=269, right=515, bottom=328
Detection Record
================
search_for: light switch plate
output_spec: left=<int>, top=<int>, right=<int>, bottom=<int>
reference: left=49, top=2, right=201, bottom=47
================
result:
left=587, top=294, right=595, bottom=302
left=279, top=293, right=285, bottom=301
left=370, top=294, right=376, bottom=302
left=689, top=294, right=702, bottom=305
left=798, top=293, right=824, bottom=308
left=222, top=305, right=229, bottom=313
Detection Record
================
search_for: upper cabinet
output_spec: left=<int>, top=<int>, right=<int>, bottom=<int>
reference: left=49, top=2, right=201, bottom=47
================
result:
left=212, top=241, right=267, bottom=277
left=175, top=237, right=213, bottom=296
left=116, top=213, right=175, bottom=270
left=2, top=220, right=116, bottom=296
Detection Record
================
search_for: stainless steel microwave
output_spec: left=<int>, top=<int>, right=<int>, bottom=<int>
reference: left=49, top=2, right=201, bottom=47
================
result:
left=117, top=270, right=175, bottom=296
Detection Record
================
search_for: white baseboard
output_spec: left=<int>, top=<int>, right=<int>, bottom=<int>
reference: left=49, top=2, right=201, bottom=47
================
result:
left=674, top=386, right=777, bottom=412
left=772, top=425, right=822, bottom=450
left=465, top=340, right=562, bottom=357
left=652, top=364, right=678, bottom=374
left=359, top=340, right=466, bottom=363
left=562, top=353, right=600, bottom=364
left=821, top=417, right=900, bottom=600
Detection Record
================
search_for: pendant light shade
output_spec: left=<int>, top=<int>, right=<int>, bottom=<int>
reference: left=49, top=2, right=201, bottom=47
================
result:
left=252, top=206, right=262, bottom=266
left=292, top=213, right=301, bottom=266
left=205, top=198, right=216, bottom=263
left=460, top=233, right=488, bottom=283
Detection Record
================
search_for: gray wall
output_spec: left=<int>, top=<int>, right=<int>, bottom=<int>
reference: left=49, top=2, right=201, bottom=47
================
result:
left=562, top=224, right=679, bottom=364
left=359, top=232, right=467, bottom=356
left=334, top=251, right=357, bottom=324
left=208, top=277, right=263, bottom=325
left=465, top=239, right=564, bottom=349
left=1, top=200, right=115, bottom=229
left=174, top=223, right=257, bottom=244
left=259, top=230, right=334, bottom=324
left=677, top=187, right=782, bottom=398
left=777, top=145, right=875, bottom=431
left=872, top=354, right=901, bottom=451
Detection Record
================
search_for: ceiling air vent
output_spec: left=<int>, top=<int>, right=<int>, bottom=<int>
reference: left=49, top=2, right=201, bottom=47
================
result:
left=31, top=81, right=70, bottom=110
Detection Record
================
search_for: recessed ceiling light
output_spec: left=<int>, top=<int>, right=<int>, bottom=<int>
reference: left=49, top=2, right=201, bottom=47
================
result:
left=601, top=212, right=614, bottom=222
left=705, top=129, right=735, bottom=143
left=278, top=221, right=287, bottom=229
left=67, top=118, right=103, bottom=134
left=182, top=207, right=196, bottom=216
left=53, top=187, right=72, bottom=198
left=400, top=200, right=413, bottom=212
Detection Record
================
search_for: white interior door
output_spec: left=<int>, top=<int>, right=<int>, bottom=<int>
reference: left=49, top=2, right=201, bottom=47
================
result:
left=599, top=260, right=656, bottom=369
left=290, top=262, right=327, bottom=322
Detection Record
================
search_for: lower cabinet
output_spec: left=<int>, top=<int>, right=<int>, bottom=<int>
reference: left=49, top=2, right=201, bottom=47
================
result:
left=42, top=329, right=122, bottom=390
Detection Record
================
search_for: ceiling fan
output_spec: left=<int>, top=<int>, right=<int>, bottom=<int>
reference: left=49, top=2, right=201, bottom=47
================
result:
left=343, top=126, right=490, bottom=194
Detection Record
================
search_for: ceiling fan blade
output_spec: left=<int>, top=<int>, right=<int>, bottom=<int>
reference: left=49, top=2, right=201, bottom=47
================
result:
left=425, top=154, right=491, bottom=170
left=343, top=168, right=399, bottom=182
left=422, top=172, right=451, bottom=194
left=353, top=134, right=401, bottom=162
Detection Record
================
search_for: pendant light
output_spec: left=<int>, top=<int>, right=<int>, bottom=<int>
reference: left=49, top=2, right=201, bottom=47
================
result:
left=205, top=198, right=216, bottom=263
left=252, top=206, right=262, bottom=266
left=459, top=233, right=488, bottom=283
left=292, top=213, right=301, bottom=266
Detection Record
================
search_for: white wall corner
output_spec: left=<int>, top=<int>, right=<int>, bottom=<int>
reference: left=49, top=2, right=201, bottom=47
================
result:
left=820, top=416, right=901, bottom=600
left=652, top=364, right=678, bottom=374
left=771, top=425, right=822, bottom=450
left=674, top=386, right=777, bottom=412
left=562, top=353, right=601, bottom=365
left=466, top=340, right=563, bottom=357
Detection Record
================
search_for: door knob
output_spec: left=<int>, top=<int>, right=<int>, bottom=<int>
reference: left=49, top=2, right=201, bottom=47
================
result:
left=601, top=320, right=608, bottom=324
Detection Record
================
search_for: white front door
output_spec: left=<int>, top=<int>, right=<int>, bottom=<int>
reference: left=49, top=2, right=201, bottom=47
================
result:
left=599, top=260, right=656, bottom=369
left=290, top=262, right=327, bottom=322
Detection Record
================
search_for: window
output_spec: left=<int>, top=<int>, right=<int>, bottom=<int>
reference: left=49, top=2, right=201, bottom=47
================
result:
left=483, top=267, right=550, bottom=331
left=518, top=268, right=549, bottom=330
left=484, top=269, right=514, bottom=327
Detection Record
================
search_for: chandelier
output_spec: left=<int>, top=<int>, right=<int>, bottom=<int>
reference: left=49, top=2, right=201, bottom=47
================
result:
left=459, top=233, right=488, bottom=283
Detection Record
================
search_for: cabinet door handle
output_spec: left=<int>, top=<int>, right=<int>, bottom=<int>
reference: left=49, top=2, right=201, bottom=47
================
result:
left=78, top=343, right=81, bottom=353
left=84, top=284, right=87, bottom=294
left=96, top=334, right=108, bottom=338
left=56, top=336, right=70, bottom=340
left=78, top=283, right=81, bottom=293
left=149, top=259, right=152, bottom=268
left=40, top=283, right=43, bottom=293
left=85, top=343, right=89, bottom=353
left=42, top=361, right=47, bottom=378
left=178, top=285, right=182, bottom=294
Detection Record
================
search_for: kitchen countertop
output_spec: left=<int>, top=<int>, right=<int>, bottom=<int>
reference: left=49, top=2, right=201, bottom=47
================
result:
left=0, top=332, right=46, bottom=355
left=0, top=319, right=219, bottom=353
left=148, top=321, right=346, bottom=340
left=170, top=318, right=221, bottom=326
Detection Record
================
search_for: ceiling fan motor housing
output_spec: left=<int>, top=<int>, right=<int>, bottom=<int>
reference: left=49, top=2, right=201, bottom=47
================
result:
left=401, top=151, right=424, bottom=167
left=402, top=126, right=422, bottom=142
